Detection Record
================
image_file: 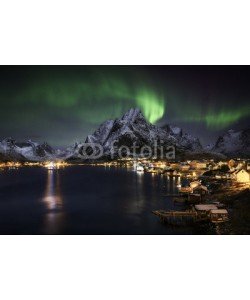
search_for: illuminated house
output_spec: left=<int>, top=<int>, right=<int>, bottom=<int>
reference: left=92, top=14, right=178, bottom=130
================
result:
left=234, top=169, right=250, bottom=183
left=169, top=163, right=180, bottom=170
left=190, top=161, right=207, bottom=169
left=190, top=181, right=201, bottom=189
left=180, top=164, right=191, bottom=171
left=195, top=162, right=208, bottom=169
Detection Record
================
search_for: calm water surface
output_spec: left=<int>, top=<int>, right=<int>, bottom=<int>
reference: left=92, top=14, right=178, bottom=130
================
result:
left=0, top=166, right=212, bottom=234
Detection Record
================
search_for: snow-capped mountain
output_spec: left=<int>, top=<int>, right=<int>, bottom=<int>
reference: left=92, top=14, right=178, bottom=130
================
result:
left=2, top=110, right=248, bottom=162
left=161, top=124, right=202, bottom=152
left=69, top=108, right=203, bottom=160
left=212, top=129, right=250, bottom=157
left=0, top=138, right=56, bottom=161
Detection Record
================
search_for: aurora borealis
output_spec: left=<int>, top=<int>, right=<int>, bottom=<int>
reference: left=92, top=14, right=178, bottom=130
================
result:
left=174, top=104, right=250, bottom=130
left=0, top=66, right=249, bottom=146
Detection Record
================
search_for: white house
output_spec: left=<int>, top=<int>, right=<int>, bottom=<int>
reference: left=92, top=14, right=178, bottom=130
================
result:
left=190, top=181, right=201, bottom=189
left=195, top=162, right=208, bottom=169
left=235, top=169, right=250, bottom=183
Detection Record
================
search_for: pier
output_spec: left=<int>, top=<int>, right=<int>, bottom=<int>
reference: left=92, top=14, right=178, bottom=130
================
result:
left=153, top=203, right=229, bottom=226
left=152, top=209, right=209, bottom=225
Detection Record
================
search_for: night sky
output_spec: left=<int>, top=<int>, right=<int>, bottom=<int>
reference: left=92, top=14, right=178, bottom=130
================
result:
left=0, top=66, right=249, bottom=147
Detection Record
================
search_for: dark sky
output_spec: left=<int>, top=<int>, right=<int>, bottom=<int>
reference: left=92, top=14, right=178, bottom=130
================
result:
left=0, top=65, right=249, bottom=147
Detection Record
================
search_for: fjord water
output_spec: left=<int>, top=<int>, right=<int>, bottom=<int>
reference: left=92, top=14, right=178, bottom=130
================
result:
left=0, top=166, right=209, bottom=234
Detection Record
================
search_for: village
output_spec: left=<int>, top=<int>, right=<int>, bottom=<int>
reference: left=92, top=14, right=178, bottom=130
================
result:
left=1, top=157, right=250, bottom=233
left=94, top=157, right=250, bottom=184
left=0, top=161, right=70, bottom=170
left=93, top=157, right=250, bottom=230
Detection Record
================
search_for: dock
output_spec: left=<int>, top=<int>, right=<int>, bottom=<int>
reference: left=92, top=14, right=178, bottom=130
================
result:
left=153, top=203, right=229, bottom=226
left=152, top=209, right=209, bottom=225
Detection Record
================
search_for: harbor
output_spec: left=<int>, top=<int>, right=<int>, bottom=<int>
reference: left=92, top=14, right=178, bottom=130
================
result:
left=129, top=157, right=249, bottom=232
left=0, top=157, right=249, bottom=234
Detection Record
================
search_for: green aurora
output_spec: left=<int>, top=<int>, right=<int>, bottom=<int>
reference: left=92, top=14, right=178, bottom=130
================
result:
left=16, top=70, right=249, bottom=129
left=17, top=69, right=165, bottom=124
left=0, top=66, right=249, bottom=146
left=177, top=105, right=250, bottom=130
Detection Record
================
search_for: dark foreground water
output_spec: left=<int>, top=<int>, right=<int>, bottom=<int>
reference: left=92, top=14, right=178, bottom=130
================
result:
left=0, top=166, right=213, bottom=234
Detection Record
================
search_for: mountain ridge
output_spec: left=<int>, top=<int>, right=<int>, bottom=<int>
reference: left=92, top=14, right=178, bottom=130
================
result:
left=70, top=108, right=203, bottom=160
left=212, top=128, right=250, bottom=157
left=0, top=109, right=249, bottom=161
left=0, top=138, right=56, bottom=162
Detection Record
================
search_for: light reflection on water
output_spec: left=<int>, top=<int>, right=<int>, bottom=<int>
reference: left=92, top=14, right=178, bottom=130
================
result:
left=0, top=166, right=209, bottom=234
left=42, top=170, right=65, bottom=234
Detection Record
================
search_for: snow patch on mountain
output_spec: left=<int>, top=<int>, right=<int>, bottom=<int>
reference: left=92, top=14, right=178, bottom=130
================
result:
left=69, top=108, right=203, bottom=160
left=212, top=129, right=250, bottom=157
left=0, top=138, right=56, bottom=161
